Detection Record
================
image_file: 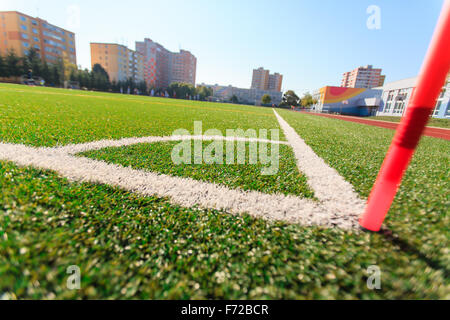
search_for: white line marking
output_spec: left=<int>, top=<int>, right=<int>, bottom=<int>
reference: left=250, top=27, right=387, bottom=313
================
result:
left=0, top=119, right=365, bottom=229
left=274, top=110, right=364, bottom=204
left=55, top=135, right=289, bottom=155
left=274, top=110, right=366, bottom=209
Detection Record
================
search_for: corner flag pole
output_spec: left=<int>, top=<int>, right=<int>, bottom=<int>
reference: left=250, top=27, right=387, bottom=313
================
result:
left=359, top=0, right=450, bottom=232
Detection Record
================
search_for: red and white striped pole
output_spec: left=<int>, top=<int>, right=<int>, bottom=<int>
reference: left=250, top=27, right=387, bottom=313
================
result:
left=360, top=0, right=450, bottom=232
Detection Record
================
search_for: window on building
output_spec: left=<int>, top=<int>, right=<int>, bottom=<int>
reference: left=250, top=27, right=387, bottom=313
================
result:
left=384, top=91, right=395, bottom=113
left=21, top=33, right=29, bottom=39
left=45, top=54, right=57, bottom=61
left=393, top=100, right=405, bottom=114
left=31, top=20, right=38, bottom=26
left=433, top=101, right=442, bottom=116
left=45, top=46, right=62, bottom=55
left=32, top=28, right=38, bottom=34
left=33, top=37, right=39, bottom=42
left=20, top=16, right=27, bottom=22
left=22, top=41, right=30, bottom=48
left=21, top=24, right=27, bottom=31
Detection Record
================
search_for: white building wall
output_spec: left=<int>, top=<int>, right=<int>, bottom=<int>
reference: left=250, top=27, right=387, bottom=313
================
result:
left=376, top=77, right=449, bottom=119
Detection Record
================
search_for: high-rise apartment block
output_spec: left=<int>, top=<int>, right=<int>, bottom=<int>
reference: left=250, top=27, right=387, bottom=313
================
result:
left=90, top=43, right=144, bottom=83
left=268, top=73, right=283, bottom=92
left=0, top=11, right=76, bottom=65
left=251, top=67, right=269, bottom=91
left=341, top=65, right=385, bottom=89
left=136, top=38, right=196, bottom=89
left=251, top=67, right=283, bottom=92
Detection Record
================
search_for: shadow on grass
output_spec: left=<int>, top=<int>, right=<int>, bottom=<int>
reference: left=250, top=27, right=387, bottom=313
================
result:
left=379, top=228, right=449, bottom=278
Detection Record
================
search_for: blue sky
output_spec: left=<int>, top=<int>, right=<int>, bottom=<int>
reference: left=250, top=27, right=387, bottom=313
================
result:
left=0, top=0, right=445, bottom=94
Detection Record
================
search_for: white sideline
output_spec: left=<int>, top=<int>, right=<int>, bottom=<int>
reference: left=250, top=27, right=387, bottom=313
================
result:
left=55, top=135, right=290, bottom=155
left=0, top=113, right=366, bottom=229
left=273, top=110, right=366, bottom=224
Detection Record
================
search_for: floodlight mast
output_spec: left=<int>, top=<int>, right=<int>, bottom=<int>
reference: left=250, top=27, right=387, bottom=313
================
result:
left=359, top=0, right=450, bottom=232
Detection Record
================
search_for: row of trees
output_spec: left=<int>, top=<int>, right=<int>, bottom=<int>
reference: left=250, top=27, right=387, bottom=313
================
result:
left=280, top=90, right=318, bottom=108
left=168, top=82, right=213, bottom=101
left=0, top=49, right=64, bottom=86
left=0, top=49, right=213, bottom=100
left=0, top=49, right=311, bottom=107
left=0, top=48, right=117, bottom=90
left=229, top=92, right=315, bottom=108
left=69, top=65, right=148, bottom=94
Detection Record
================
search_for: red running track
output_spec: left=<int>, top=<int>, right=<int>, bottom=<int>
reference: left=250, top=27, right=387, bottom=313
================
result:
left=302, top=112, right=450, bottom=141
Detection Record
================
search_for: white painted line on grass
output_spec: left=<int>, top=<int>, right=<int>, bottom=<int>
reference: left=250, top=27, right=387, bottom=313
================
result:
left=0, top=121, right=365, bottom=229
left=273, top=109, right=366, bottom=224
left=55, top=135, right=289, bottom=155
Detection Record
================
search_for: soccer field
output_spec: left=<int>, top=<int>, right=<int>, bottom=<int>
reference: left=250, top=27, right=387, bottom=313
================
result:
left=0, top=83, right=448, bottom=299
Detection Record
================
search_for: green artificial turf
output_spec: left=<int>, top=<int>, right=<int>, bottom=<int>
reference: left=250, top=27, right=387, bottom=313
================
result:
left=368, top=115, right=450, bottom=129
left=0, top=84, right=449, bottom=299
left=80, top=141, right=315, bottom=198
left=278, top=110, right=449, bottom=268
left=0, top=83, right=284, bottom=147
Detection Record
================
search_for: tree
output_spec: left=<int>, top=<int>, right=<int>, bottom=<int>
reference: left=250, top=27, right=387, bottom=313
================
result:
left=86, top=64, right=111, bottom=91
left=300, top=92, right=318, bottom=109
left=195, top=86, right=213, bottom=101
left=70, top=69, right=77, bottom=82
left=41, top=61, right=51, bottom=84
left=0, top=55, right=6, bottom=78
left=281, top=90, right=300, bottom=107
left=230, top=95, right=239, bottom=104
left=92, top=64, right=110, bottom=81
left=50, top=65, right=62, bottom=86
left=26, top=48, right=42, bottom=77
left=89, top=64, right=111, bottom=91
left=137, top=81, right=147, bottom=95
left=261, top=94, right=272, bottom=105
left=5, top=50, right=21, bottom=77
left=169, top=82, right=195, bottom=99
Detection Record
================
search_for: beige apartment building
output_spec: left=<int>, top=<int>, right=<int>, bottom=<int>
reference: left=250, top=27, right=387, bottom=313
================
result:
left=90, top=43, right=144, bottom=83
left=0, top=11, right=76, bottom=65
left=251, top=67, right=283, bottom=92
left=341, top=65, right=385, bottom=89
left=170, top=49, right=197, bottom=86
left=268, top=73, right=283, bottom=92
left=136, top=38, right=197, bottom=88
left=251, top=67, right=270, bottom=90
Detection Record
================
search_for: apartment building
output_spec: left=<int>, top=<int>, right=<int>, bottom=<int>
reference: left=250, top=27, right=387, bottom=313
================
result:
left=341, top=65, right=385, bottom=89
left=0, top=11, right=76, bottom=65
left=251, top=67, right=283, bottom=92
left=268, top=73, right=283, bottom=92
left=170, top=50, right=196, bottom=85
left=201, top=83, right=283, bottom=106
left=136, top=38, right=197, bottom=89
left=90, top=43, right=144, bottom=83
left=251, top=67, right=269, bottom=91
